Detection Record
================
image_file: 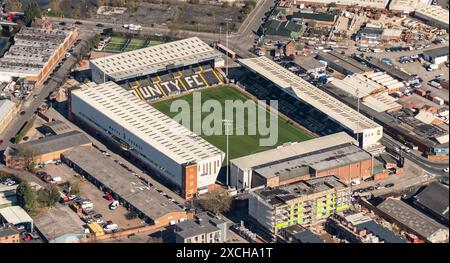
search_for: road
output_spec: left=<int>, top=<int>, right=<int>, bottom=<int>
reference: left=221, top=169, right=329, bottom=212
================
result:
left=0, top=37, right=90, bottom=154
left=46, top=0, right=279, bottom=58
left=381, top=134, right=448, bottom=177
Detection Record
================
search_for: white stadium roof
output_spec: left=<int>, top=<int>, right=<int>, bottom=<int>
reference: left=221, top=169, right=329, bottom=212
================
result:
left=238, top=56, right=381, bottom=133
left=72, top=81, right=223, bottom=164
left=90, top=37, right=223, bottom=81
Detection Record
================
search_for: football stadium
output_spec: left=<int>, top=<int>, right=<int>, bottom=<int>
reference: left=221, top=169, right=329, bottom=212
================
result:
left=152, top=86, right=315, bottom=160
left=90, top=37, right=225, bottom=101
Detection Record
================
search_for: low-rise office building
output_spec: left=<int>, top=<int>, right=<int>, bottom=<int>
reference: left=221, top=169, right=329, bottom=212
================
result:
left=4, top=130, right=92, bottom=169
left=174, top=212, right=227, bottom=243
left=249, top=175, right=351, bottom=237
left=291, top=11, right=336, bottom=26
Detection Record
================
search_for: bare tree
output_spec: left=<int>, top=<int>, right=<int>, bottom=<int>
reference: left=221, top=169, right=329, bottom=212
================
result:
left=199, top=188, right=231, bottom=215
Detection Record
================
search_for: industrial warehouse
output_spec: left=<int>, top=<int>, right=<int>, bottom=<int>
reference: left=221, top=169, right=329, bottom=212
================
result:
left=61, top=146, right=188, bottom=226
left=69, top=81, right=225, bottom=199
left=89, top=37, right=224, bottom=101
left=238, top=56, right=383, bottom=150
left=0, top=27, right=78, bottom=87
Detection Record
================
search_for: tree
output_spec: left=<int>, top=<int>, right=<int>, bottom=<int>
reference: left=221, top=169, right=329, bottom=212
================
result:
left=199, top=188, right=231, bottom=215
left=24, top=0, right=41, bottom=26
left=16, top=181, right=38, bottom=214
left=126, top=211, right=138, bottom=220
left=69, top=182, right=80, bottom=195
left=37, top=186, right=60, bottom=207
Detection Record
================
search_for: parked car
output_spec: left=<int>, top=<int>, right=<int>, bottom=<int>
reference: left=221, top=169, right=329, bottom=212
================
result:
left=109, top=200, right=119, bottom=210
left=443, top=167, right=449, bottom=173
left=385, top=183, right=395, bottom=188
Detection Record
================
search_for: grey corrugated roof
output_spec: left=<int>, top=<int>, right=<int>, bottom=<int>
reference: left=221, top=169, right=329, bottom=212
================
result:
left=8, top=131, right=91, bottom=157
left=355, top=220, right=407, bottom=243
left=377, top=198, right=448, bottom=239
left=423, top=47, right=449, bottom=58
left=413, top=182, right=449, bottom=222
left=292, top=12, right=336, bottom=22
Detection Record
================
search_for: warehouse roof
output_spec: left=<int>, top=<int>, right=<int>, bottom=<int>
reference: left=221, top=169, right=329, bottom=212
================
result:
left=329, top=74, right=401, bottom=113
left=415, top=5, right=449, bottom=28
left=71, top=81, right=223, bottom=164
left=253, top=143, right=371, bottom=179
left=292, top=11, right=336, bottom=22
left=0, top=206, right=33, bottom=226
left=357, top=56, right=413, bottom=82
left=0, top=27, right=74, bottom=76
left=62, top=146, right=184, bottom=221
left=231, top=132, right=356, bottom=171
left=413, top=182, right=449, bottom=222
left=238, top=56, right=380, bottom=133
left=294, top=56, right=326, bottom=71
left=6, top=130, right=91, bottom=157
left=388, top=0, right=430, bottom=13
left=377, top=198, right=448, bottom=240
left=0, top=99, right=15, bottom=123
left=90, top=37, right=223, bottom=81
left=318, top=51, right=372, bottom=74
left=423, top=47, right=449, bottom=59
left=34, top=206, right=84, bottom=242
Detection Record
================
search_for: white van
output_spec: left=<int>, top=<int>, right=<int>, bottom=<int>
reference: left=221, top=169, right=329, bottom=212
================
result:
left=109, top=200, right=119, bottom=210
left=104, top=224, right=118, bottom=232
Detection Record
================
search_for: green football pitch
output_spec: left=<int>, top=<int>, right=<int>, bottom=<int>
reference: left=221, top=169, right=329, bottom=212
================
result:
left=152, top=86, right=314, bottom=160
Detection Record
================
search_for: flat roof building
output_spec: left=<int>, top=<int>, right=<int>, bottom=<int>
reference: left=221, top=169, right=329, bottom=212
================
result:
left=4, top=130, right=92, bottom=169
left=0, top=224, right=20, bottom=243
left=174, top=212, right=228, bottom=243
left=279, top=224, right=324, bottom=243
left=249, top=175, right=351, bottom=238
left=376, top=198, right=449, bottom=243
left=414, top=5, right=449, bottom=30
left=34, top=206, right=85, bottom=243
left=238, top=56, right=382, bottom=150
left=69, top=81, right=224, bottom=199
left=0, top=27, right=78, bottom=86
left=294, top=56, right=327, bottom=73
left=62, top=146, right=188, bottom=226
left=90, top=37, right=224, bottom=83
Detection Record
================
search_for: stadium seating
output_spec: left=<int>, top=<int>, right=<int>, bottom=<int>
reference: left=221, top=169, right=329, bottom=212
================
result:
left=119, top=63, right=223, bottom=101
